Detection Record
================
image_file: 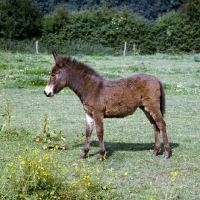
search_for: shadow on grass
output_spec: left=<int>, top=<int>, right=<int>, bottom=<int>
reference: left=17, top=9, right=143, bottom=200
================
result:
left=74, top=141, right=179, bottom=159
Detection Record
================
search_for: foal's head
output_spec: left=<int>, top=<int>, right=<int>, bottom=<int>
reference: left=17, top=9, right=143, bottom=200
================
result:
left=44, top=52, right=68, bottom=97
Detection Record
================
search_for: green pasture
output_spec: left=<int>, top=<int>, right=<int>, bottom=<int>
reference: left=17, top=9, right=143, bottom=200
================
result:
left=0, top=51, right=200, bottom=199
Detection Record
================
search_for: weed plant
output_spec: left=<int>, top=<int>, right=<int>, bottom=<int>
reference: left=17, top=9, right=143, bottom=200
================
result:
left=6, top=148, right=63, bottom=199
left=2, top=147, right=112, bottom=199
left=2, top=100, right=12, bottom=137
left=0, top=99, right=19, bottom=138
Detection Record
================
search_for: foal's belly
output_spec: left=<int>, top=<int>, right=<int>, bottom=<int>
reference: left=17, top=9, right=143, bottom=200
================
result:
left=103, top=91, right=141, bottom=118
left=104, top=104, right=138, bottom=118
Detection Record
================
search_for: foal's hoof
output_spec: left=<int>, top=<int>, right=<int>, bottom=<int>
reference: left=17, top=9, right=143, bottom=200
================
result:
left=96, top=157, right=106, bottom=163
left=164, top=155, right=170, bottom=159
left=80, top=155, right=87, bottom=159
left=151, top=153, right=157, bottom=157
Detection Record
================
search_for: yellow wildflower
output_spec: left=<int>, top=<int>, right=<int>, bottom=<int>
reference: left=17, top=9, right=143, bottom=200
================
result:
left=82, top=175, right=90, bottom=180
left=96, top=168, right=100, bottom=173
left=21, top=160, right=26, bottom=165
left=170, top=170, right=179, bottom=182
left=109, top=168, right=114, bottom=173
left=74, top=166, right=78, bottom=170
left=8, top=162, right=14, bottom=167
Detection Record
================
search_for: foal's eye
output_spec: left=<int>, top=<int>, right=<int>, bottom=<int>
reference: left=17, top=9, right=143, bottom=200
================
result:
left=51, top=73, right=56, bottom=77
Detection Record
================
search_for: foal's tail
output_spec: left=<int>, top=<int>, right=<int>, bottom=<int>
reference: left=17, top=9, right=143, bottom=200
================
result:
left=160, top=81, right=166, bottom=117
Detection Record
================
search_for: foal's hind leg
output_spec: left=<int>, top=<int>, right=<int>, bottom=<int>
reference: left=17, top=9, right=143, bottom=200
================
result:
left=80, top=113, right=94, bottom=158
left=141, top=106, right=170, bottom=159
left=140, top=106, right=161, bottom=156
left=153, top=115, right=170, bottom=159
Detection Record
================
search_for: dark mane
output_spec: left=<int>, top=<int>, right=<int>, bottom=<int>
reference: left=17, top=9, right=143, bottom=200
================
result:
left=62, top=56, right=101, bottom=78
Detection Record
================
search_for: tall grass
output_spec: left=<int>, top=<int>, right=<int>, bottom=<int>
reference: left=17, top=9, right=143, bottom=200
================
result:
left=0, top=39, right=116, bottom=56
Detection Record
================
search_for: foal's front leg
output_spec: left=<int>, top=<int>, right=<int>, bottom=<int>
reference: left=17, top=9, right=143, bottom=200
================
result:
left=81, top=113, right=94, bottom=158
left=93, top=112, right=105, bottom=161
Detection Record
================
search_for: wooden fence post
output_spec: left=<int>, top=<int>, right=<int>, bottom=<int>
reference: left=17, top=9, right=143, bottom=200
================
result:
left=36, top=40, right=39, bottom=54
left=123, top=42, right=127, bottom=56
left=133, top=43, right=136, bottom=52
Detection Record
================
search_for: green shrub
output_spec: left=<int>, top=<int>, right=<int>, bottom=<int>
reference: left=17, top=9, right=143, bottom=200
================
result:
left=1, top=0, right=199, bottom=54
left=179, top=0, right=200, bottom=52
left=42, top=5, right=151, bottom=54
left=0, top=0, right=43, bottom=39
left=151, top=11, right=188, bottom=53
left=42, top=4, right=70, bottom=35
left=150, top=0, right=200, bottom=53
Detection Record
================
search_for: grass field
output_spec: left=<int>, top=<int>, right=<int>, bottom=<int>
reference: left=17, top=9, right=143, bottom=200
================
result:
left=0, top=51, right=200, bottom=199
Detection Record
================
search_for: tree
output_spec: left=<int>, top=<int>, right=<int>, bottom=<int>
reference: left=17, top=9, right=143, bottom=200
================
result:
left=33, top=0, right=184, bottom=19
left=180, top=0, right=200, bottom=23
left=42, top=4, right=70, bottom=35
left=151, top=11, right=188, bottom=53
left=180, top=0, right=200, bottom=51
left=0, top=0, right=43, bottom=39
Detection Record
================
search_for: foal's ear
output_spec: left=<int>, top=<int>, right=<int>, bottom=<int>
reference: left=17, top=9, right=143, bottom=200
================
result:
left=52, top=51, right=58, bottom=62
left=52, top=51, right=63, bottom=67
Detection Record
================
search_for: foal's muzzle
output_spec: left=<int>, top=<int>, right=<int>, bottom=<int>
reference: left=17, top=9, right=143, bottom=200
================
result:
left=44, top=90, right=54, bottom=97
left=44, top=86, right=54, bottom=97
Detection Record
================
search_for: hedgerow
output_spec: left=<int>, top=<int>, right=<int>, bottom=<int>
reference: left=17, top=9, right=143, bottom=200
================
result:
left=0, top=0, right=199, bottom=54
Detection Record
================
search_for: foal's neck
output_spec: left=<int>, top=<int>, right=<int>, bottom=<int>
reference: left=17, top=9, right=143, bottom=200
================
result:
left=66, top=65, right=102, bottom=103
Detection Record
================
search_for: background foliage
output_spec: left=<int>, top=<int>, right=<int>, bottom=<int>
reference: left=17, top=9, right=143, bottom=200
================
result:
left=0, top=0, right=199, bottom=54
left=42, top=5, right=151, bottom=53
left=34, top=0, right=184, bottom=20
left=0, top=0, right=43, bottom=39
left=179, top=0, right=200, bottom=52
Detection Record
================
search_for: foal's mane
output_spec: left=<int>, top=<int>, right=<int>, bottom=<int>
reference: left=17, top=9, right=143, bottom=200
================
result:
left=62, top=56, right=101, bottom=78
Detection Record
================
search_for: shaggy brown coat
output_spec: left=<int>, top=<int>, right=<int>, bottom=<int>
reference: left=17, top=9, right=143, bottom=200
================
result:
left=44, top=52, right=170, bottom=160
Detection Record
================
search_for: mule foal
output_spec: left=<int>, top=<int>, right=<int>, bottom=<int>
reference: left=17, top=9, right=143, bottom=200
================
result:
left=44, top=52, right=170, bottom=160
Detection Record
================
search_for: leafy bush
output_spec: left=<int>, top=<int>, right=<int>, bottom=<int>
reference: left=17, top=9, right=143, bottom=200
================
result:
left=0, top=0, right=43, bottom=39
left=0, top=0, right=199, bottom=54
left=42, top=4, right=70, bottom=35
left=179, top=0, right=200, bottom=52
left=41, top=0, right=200, bottom=54
left=42, top=5, right=151, bottom=54
left=150, top=0, right=200, bottom=53
left=150, top=11, right=189, bottom=53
